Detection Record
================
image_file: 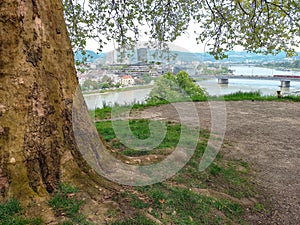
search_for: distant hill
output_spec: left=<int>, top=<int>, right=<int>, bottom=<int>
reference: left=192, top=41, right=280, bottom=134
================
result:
left=183, top=51, right=300, bottom=63
left=75, top=49, right=300, bottom=64
left=74, top=50, right=105, bottom=63
left=146, top=50, right=300, bottom=63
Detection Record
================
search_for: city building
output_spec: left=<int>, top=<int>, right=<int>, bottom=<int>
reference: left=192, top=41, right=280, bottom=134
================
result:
left=120, top=75, right=135, bottom=86
left=137, top=48, right=148, bottom=63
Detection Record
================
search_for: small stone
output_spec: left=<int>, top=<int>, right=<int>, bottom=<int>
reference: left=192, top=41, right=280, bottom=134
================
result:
left=10, top=158, right=16, bottom=164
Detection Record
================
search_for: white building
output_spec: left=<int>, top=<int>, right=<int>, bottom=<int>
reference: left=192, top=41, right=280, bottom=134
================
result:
left=120, top=75, right=135, bottom=86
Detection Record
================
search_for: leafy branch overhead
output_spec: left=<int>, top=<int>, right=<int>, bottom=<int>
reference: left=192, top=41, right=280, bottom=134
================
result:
left=63, top=0, right=300, bottom=58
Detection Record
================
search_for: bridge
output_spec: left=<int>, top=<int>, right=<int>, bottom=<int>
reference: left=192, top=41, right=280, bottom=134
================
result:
left=192, top=74, right=300, bottom=88
left=192, top=74, right=300, bottom=81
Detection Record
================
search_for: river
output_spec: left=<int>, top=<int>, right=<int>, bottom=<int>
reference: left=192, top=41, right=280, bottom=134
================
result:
left=197, top=65, right=300, bottom=96
left=84, top=66, right=300, bottom=110
left=84, top=87, right=152, bottom=110
left=228, top=65, right=300, bottom=76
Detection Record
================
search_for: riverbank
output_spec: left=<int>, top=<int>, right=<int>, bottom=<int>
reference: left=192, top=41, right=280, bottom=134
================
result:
left=82, top=84, right=154, bottom=96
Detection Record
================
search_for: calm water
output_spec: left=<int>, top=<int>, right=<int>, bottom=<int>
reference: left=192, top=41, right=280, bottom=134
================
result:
left=229, top=65, right=300, bottom=76
left=84, top=66, right=300, bottom=109
left=84, top=88, right=152, bottom=110
left=197, top=79, right=300, bottom=96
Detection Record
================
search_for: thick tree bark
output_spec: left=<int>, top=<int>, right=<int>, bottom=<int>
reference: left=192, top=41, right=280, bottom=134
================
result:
left=0, top=0, right=105, bottom=202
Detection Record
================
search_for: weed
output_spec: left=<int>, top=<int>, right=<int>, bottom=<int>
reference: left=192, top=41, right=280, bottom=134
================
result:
left=254, top=203, right=265, bottom=212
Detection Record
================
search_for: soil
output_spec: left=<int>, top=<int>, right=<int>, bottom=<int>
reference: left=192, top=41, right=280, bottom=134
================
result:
left=131, top=101, right=300, bottom=225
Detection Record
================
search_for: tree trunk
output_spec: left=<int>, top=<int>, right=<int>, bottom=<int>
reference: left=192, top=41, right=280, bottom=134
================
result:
left=0, top=0, right=109, bottom=203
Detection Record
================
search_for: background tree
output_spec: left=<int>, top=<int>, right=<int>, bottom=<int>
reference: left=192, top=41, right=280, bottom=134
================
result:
left=0, top=0, right=299, bottom=215
left=64, top=0, right=300, bottom=58
left=147, top=71, right=206, bottom=104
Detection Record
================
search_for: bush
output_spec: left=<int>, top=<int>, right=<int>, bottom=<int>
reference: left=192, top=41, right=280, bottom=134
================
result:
left=147, top=71, right=206, bottom=104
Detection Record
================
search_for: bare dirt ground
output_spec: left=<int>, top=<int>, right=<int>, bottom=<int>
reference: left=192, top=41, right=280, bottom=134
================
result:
left=132, top=101, right=300, bottom=225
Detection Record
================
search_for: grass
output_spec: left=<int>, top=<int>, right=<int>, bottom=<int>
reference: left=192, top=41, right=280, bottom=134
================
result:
left=213, top=90, right=300, bottom=101
left=49, top=183, right=92, bottom=225
left=171, top=139, right=255, bottom=198
left=222, top=91, right=276, bottom=101
left=117, top=183, right=245, bottom=225
left=110, top=215, right=156, bottom=225
left=97, top=118, right=260, bottom=224
left=0, top=184, right=92, bottom=225
left=0, top=199, right=42, bottom=225
left=95, top=119, right=183, bottom=157
left=93, top=91, right=300, bottom=120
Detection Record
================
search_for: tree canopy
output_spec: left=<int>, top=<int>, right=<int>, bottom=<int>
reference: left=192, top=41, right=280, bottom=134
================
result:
left=63, top=0, right=300, bottom=59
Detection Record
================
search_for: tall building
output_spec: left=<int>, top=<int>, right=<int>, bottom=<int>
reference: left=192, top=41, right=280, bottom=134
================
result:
left=137, top=48, right=148, bottom=63
left=106, top=50, right=117, bottom=64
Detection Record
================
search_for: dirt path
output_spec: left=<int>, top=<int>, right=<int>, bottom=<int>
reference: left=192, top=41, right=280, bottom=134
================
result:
left=133, top=101, right=300, bottom=225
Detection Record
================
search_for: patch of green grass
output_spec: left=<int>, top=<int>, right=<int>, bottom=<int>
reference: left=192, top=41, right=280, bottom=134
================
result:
left=49, top=183, right=92, bottom=225
left=209, top=163, right=222, bottom=176
left=110, top=215, right=156, bottom=225
left=254, top=203, right=265, bottom=212
left=59, top=183, right=80, bottom=194
left=96, top=119, right=183, bottom=157
left=95, top=121, right=116, bottom=141
left=0, top=199, right=43, bottom=225
left=129, top=194, right=149, bottom=209
left=212, top=91, right=300, bottom=101
left=135, top=185, right=244, bottom=225
left=0, top=199, right=22, bottom=218
left=94, top=105, right=112, bottom=120
left=128, top=119, right=151, bottom=139
left=223, top=91, right=268, bottom=101
left=169, top=133, right=255, bottom=198
left=49, top=192, right=82, bottom=217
